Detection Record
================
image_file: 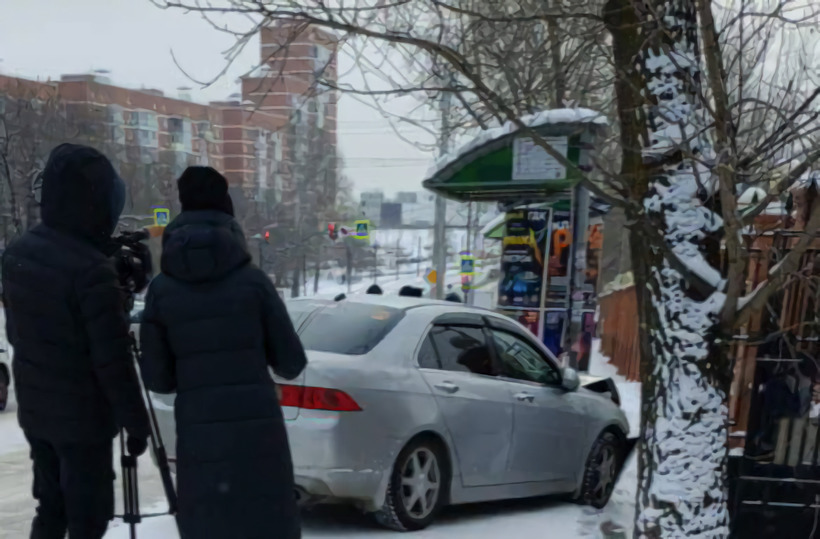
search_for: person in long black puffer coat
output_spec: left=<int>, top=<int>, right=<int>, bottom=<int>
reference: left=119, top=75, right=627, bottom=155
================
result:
left=2, top=144, right=150, bottom=538
left=138, top=166, right=307, bottom=539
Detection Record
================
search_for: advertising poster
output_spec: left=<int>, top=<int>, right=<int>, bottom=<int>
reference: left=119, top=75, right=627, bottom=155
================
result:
left=497, top=209, right=550, bottom=308
left=548, top=213, right=572, bottom=278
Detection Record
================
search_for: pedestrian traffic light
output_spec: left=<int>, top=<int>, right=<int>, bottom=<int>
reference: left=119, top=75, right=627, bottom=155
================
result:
left=328, top=223, right=338, bottom=241
left=264, top=230, right=270, bottom=243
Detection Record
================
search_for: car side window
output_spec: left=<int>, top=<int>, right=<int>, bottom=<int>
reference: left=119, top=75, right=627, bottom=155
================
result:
left=417, top=333, right=441, bottom=369
left=490, top=330, right=561, bottom=385
left=429, top=325, right=496, bottom=377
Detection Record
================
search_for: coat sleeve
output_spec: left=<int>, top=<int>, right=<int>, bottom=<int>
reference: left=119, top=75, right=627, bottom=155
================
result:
left=138, top=283, right=177, bottom=394
left=76, top=260, right=150, bottom=438
left=258, top=273, right=307, bottom=380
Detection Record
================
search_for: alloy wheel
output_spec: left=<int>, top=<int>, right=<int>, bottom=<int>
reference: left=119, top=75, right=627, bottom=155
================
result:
left=400, top=447, right=441, bottom=520
left=592, top=444, right=617, bottom=505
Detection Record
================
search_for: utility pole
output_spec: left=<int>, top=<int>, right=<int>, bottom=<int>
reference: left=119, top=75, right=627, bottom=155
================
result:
left=464, top=201, right=473, bottom=305
left=372, top=244, right=379, bottom=284
left=565, top=185, right=591, bottom=369
left=345, top=242, right=352, bottom=294
left=302, top=253, right=307, bottom=297
left=395, top=237, right=401, bottom=281
left=433, top=81, right=454, bottom=299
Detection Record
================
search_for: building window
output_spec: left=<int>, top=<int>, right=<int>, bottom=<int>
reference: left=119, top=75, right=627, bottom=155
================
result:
left=316, top=98, right=325, bottom=129
left=136, top=129, right=158, bottom=148
left=272, top=133, right=283, bottom=161
left=313, top=45, right=332, bottom=74
left=168, top=117, right=192, bottom=152
left=129, top=110, right=157, bottom=129
left=111, top=126, right=126, bottom=145
left=196, top=121, right=210, bottom=138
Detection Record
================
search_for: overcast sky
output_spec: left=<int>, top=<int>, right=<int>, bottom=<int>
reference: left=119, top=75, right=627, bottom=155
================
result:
left=0, top=0, right=435, bottom=196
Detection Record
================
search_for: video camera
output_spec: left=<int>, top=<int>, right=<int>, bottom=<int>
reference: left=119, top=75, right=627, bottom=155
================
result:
left=114, top=229, right=153, bottom=310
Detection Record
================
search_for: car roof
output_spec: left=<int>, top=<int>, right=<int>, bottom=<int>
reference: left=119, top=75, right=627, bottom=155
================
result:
left=287, top=294, right=491, bottom=314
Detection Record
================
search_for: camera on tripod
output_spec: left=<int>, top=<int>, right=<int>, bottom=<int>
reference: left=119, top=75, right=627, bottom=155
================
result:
left=114, top=229, right=153, bottom=310
left=110, top=227, right=179, bottom=537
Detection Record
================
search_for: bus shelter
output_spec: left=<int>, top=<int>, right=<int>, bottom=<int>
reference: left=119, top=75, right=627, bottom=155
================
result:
left=422, top=108, right=608, bottom=368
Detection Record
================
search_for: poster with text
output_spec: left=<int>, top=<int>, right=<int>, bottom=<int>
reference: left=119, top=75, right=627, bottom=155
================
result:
left=497, top=209, right=550, bottom=308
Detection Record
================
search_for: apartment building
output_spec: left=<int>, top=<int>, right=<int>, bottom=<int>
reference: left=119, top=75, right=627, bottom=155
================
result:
left=0, top=22, right=338, bottom=239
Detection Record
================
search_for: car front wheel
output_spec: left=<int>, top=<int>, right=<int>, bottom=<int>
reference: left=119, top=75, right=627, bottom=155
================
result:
left=374, top=438, right=448, bottom=531
left=578, top=430, right=623, bottom=509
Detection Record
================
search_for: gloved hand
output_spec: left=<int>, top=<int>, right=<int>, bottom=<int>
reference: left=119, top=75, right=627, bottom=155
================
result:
left=127, top=434, right=149, bottom=457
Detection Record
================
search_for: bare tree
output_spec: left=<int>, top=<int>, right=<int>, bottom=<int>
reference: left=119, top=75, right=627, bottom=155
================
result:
left=0, top=84, right=71, bottom=243
left=153, top=0, right=820, bottom=536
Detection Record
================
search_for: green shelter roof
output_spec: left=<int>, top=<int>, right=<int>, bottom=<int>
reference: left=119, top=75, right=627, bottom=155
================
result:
left=423, top=108, right=607, bottom=203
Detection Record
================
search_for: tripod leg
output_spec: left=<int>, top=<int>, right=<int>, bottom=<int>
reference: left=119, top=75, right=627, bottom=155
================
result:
left=131, top=335, right=180, bottom=532
left=120, top=430, right=142, bottom=535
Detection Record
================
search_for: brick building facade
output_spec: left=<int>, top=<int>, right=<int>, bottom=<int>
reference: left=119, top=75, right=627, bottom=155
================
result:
left=0, top=22, right=338, bottom=244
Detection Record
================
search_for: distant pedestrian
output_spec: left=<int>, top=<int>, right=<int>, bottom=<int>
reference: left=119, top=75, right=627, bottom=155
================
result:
left=138, top=166, right=306, bottom=539
left=366, top=284, right=383, bottom=295
left=399, top=285, right=423, bottom=297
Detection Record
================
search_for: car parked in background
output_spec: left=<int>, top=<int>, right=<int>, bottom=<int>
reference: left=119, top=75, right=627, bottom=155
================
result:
left=149, top=296, right=629, bottom=531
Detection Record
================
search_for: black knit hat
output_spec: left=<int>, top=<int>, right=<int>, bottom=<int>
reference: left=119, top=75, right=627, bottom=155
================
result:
left=177, top=166, right=234, bottom=216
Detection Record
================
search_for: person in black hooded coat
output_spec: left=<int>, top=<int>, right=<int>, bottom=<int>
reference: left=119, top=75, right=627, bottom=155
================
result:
left=2, top=143, right=150, bottom=538
left=138, top=166, right=307, bottom=539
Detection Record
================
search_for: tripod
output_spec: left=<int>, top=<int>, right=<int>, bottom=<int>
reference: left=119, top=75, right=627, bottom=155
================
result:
left=116, top=334, right=179, bottom=538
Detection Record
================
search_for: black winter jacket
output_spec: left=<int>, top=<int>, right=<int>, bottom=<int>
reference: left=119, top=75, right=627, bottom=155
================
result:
left=139, top=210, right=307, bottom=539
left=2, top=144, right=150, bottom=444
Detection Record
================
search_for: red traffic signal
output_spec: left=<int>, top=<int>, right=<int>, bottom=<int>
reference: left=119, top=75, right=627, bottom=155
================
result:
left=264, top=230, right=270, bottom=243
left=328, top=223, right=338, bottom=241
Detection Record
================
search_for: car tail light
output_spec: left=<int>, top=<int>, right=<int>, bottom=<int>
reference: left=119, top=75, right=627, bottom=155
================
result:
left=278, top=385, right=362, bottom=412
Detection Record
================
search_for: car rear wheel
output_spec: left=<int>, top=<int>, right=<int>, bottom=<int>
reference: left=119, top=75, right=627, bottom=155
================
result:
left=374, top=438, right=448, bottom=531
left=577, top=430, right=623, bottom=508
left=0, top=366, right=9, bottom=412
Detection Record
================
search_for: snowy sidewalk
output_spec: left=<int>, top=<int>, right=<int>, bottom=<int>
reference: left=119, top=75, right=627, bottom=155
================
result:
left=0, top=320, right=641, bottom=538
left=103, top=453, right=637, bottom=538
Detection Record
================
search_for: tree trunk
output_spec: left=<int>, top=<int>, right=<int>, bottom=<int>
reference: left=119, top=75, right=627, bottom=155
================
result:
left=630, top=1, right=731, bottom=537
left=313, top=256, right=320, bottom=295
left=546, top=0, right=565, bottom=108
left=291, top=264, right=300, bottom=299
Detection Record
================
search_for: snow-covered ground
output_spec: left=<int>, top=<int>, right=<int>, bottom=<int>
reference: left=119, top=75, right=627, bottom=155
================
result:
left=0, top=301, right=641, bottom=539
left=0, top=312, right=22, bottom=457
left=0, top=384, right=25, bottom=458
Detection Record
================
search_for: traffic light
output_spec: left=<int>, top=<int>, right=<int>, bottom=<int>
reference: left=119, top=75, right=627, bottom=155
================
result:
left=328, top=222, right=338, bottom=241
left=264, top=230, right=270, bottom=243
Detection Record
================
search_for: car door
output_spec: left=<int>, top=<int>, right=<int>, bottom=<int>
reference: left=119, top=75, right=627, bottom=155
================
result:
left=488, top=327, right=586, bottom=485
left=417, top=322, right=514, bottom=487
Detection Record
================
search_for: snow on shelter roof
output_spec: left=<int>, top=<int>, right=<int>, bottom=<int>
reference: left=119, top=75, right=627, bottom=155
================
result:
left=425, top=108, right=608, bottom=181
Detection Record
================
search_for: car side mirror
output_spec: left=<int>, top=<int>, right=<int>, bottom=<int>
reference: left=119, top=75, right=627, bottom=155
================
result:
left=561, top=367, right=580, bottom=392
left=130, top=310, right=144, bottom=324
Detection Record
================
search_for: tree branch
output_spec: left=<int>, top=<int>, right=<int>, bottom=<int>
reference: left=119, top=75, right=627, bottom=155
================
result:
left=736, top=195, right=820, bottom=327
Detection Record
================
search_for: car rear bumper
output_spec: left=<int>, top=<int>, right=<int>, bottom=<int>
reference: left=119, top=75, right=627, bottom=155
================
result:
left=286, top=409, right=402, bottom=512
left=149, top=396, right=399, bottom=512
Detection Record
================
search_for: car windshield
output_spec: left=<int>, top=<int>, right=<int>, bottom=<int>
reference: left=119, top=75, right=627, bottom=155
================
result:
left=294, top=301, right=405, bottom=355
